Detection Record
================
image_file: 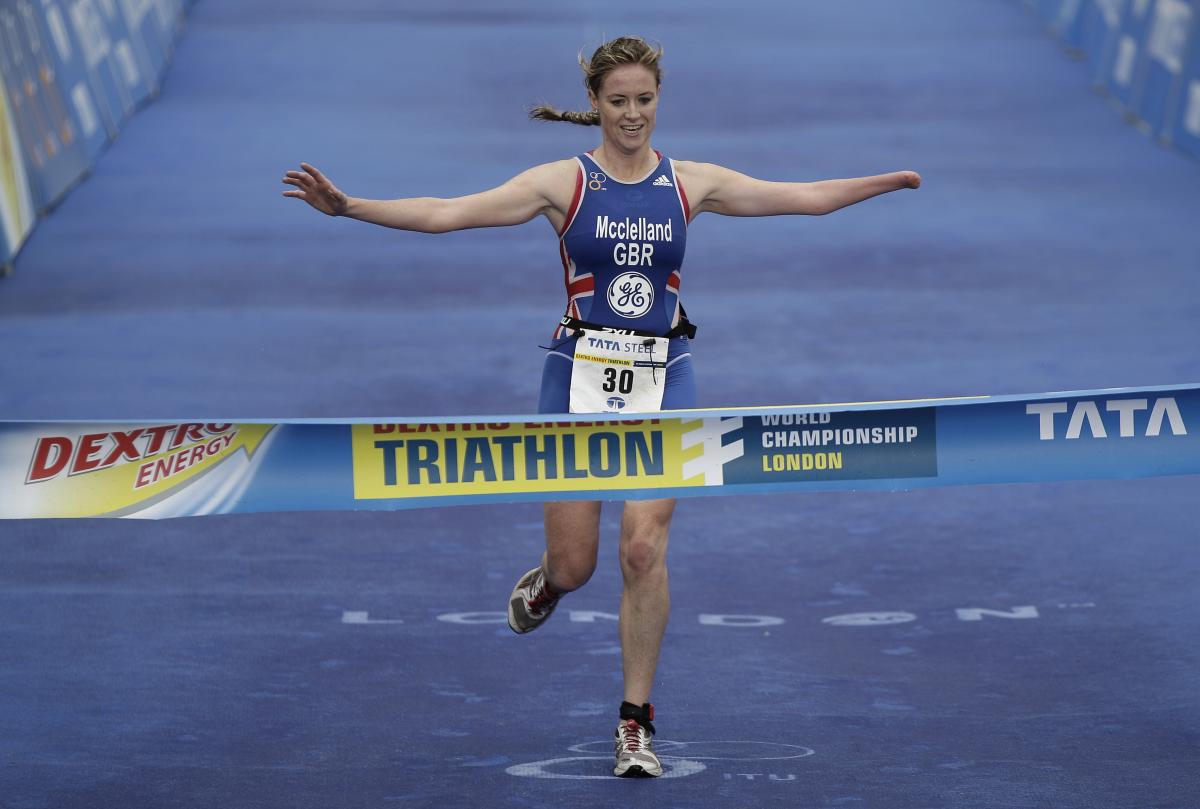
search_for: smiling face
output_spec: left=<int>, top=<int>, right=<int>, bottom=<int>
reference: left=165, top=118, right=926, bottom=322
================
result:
left=589, top=63, right=659, bottom=155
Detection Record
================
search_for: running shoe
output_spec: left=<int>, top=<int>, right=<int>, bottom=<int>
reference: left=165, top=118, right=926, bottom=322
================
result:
left=613, top=719, right=662, bottom=777
left=507, top=566, right=560, bottom=634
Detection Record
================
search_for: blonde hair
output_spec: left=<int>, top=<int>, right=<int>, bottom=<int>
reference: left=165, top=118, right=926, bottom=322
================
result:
left=530, top=36, right=664, bottom=126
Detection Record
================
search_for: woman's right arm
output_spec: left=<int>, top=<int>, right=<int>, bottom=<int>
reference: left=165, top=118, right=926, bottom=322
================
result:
left=282, top=160, right=577, bottom=233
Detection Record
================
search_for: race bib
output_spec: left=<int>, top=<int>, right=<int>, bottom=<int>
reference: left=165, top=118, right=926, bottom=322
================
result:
left=568, top=329, right=669, bottom=414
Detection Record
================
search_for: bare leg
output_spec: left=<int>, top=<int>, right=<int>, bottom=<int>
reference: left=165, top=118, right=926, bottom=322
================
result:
left=617, top=498, right=676, bottom=705
left=541, top=500, right=602, bottom=593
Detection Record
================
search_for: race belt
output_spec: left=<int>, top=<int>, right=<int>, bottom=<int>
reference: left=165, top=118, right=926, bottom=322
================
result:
left=558, top=312, right=697, bottom=340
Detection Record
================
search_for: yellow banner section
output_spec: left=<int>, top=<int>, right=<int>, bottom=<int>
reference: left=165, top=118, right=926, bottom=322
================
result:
left=352, top=419, right=705, bottom=500
left=22, top=424, right=275, bottom=517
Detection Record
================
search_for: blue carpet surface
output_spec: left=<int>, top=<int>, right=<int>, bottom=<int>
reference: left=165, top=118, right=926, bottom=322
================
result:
left=1, top=1, right=1198, bottom=807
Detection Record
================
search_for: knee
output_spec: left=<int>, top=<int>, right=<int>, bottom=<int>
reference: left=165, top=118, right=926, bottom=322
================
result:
left=546, top=554, right=596, bottom=593
left=620, top=531, right=667, bottom=581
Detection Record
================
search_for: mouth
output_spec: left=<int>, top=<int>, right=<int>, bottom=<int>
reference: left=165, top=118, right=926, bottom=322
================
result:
left=620, top=124, right=644, bottom=136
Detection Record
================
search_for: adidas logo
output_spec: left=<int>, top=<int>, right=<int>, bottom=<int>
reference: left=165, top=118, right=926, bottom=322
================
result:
left=652, top=175, right=673, bottom=187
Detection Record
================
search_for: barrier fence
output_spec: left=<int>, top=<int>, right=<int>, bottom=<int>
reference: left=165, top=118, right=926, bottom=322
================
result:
left=1029, top=0, right=1200, bottom=158
left=0, top=0, right=190, bottom=270
left=1, top=383, right=1196, bottom=519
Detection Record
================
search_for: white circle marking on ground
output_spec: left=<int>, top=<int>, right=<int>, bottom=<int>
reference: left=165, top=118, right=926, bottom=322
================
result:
left=505, top=756, right=706, bottom=779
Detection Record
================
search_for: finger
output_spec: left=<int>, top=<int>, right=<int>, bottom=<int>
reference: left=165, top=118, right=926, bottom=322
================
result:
left=282, top=190, right=306, bottom=199
left=285, top=171, right=316, bottom=187
left=300, top=162, right=328, bottom=183
left=282, top=176, right=307, bottom=187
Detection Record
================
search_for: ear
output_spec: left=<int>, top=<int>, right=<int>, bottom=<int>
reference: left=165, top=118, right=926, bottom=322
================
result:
left=587, top=88, right=598, bottom=110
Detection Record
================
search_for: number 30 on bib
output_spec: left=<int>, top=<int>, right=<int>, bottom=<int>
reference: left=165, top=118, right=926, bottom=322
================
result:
left=568, top=330, right=669, bottom=413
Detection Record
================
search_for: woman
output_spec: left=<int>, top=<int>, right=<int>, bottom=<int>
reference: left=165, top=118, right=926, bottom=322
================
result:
left=283, top=35, right=920, bottom=778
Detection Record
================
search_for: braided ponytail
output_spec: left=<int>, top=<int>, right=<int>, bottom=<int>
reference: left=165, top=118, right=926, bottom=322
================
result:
left=529, top=36, right=663, bottom=127
left=528, top=105, right=601, bottom=126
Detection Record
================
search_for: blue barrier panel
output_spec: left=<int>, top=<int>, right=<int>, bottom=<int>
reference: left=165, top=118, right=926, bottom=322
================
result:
left=1031, top=0, right=1072, bottom=26
left=0, top=61, right=36, bottom=266
left=1163, top=11, right=1200, bottom=154
left=0, top=0, right=92, bottom=209
left=60, top=0, right=119, bottom=136
left=1083, top=0, right=1129, bottom=82
left=1051, top=0, right=1090, bottom=49
left=99, top=0, right=159, bottom=109
left=1129, top=0, right=1197, bottom=134
left=31, top=0, right=109, bottom=164
left=63, top=0, right=159, bottom=136
left=109, top=3, right=157, bottom=105
left=133, top=0, right=184, bottom=81
left=118, top=0, right=169, bottom=82
left=1103, top=0, right=1157, bottom=110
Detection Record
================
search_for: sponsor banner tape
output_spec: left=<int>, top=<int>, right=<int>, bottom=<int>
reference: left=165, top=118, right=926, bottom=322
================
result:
left=1, top=383, right=1197, bottom=519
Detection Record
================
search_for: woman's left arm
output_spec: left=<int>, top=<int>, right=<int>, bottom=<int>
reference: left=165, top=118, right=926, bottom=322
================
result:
left=676, top=161, right=920, bottom=218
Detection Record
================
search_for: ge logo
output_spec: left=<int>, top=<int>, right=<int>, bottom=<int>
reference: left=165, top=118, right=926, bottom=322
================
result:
left=588, top=171, right=607, bottom=191
left=607, top=271, right=653, bottom=318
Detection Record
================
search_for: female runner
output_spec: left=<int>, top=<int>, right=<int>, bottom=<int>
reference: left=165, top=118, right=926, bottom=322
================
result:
left=283, top=35, right=920, bottom=778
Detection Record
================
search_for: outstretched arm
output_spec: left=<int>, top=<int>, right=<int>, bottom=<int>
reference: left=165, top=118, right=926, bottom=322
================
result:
left=282, top=160, right=576, bottom=233
left=676, top=161, right=920, bottom=218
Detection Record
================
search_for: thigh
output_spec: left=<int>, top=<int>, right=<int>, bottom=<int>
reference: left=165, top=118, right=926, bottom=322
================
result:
left=619, top=498, right=677, bottom=547
left=661, top=354, right=697, bottom=410
left=544, top=499, right=602, bottom=565
left=661, top=336, right=696, bottom=410
left=537, top=346, right=575, bottom=414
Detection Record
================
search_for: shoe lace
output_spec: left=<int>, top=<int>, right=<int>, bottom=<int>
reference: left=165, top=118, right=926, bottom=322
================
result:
left=527, top=574, right=557, bottom=612
left=619, top=720, right=645, bottom=752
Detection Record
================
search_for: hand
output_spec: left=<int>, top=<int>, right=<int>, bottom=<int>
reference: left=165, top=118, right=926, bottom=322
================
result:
left=902, top=170, right=921, bottom=189
left=281, top=162, right=349, bottom=216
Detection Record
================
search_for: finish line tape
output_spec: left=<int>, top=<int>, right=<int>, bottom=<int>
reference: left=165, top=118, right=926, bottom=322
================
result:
left=2, top=383, right=1197, bottom=519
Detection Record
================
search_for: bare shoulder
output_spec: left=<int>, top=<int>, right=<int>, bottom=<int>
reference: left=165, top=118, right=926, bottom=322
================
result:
left=672, top=160, right=733, bottom=210
left=513, top=158, right=580, bottom=208
left=517, top=158, right=580, bottom=189
left=672, top=159, right=718, bottom=185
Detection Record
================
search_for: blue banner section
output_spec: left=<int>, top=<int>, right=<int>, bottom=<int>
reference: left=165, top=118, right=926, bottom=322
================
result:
left=721, top=408, right=938, bottom=485
left=1, top=384, right=1196, bottom=519
left=0, top=0, right=187, bottom=267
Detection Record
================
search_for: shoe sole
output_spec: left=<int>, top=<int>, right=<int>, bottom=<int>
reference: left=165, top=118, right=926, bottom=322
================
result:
left=615, top=764, right=661, bottom=778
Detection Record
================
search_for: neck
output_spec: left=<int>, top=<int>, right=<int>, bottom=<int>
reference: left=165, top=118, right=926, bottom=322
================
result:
left=593, top=143, right=656, bottom=181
